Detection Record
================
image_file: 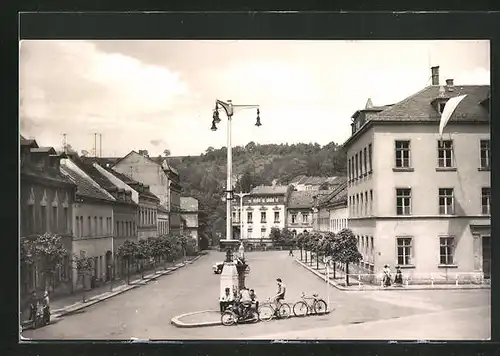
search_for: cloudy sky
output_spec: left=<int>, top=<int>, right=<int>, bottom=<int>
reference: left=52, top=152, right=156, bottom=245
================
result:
left=19, top=40, right=490, bottom=157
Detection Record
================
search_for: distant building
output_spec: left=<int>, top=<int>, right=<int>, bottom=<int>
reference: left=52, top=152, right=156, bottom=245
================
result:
left=343, top=67, right=491, bottom=279
left=286, top=190, right=316, bottom=235
left=233, top=184, right=294, bottom=241
left=289, top=175, right=344, bottom=191
left=180, top=197, right=200, bottom=249
left=157, top=205, right=169, bottom=236
left=312, top=178, right=348, bottom=234
left=20, top=136, right=76, bottom=297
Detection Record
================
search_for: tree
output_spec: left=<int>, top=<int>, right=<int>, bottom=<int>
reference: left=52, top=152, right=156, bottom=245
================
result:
left=21, top=233, right=69, bottom=292
left=280, top=228, right=294, bottom=248
left=117, top=240, right=137, bottom=284
left=136, top=239, right=151, bottom=278
left=163, top=149, right=171, bottom=157
left=72, top=253, right=93, bottom=302
left=269, top=227, right=282, bottom=247
left=331, top=229, right=362, bottom=286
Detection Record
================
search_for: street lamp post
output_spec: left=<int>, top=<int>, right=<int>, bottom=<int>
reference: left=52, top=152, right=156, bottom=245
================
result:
left=234, top=192, right=251, bottom=240
left=211, top=99, right=261, bottom=248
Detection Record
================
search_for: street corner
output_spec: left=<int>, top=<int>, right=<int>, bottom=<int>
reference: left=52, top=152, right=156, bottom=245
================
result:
left=171, top=310, right=222, bottom=328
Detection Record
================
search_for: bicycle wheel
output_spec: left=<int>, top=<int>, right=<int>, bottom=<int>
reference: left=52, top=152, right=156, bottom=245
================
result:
left=293, top=301, right=308, bottom=317
left=249, top=309, right=260, bottom=323
left=221, top=311, right=237, bottom=326
left=278, top=303, right=291, bottom=319
left=258, top=305, right=274, bottom=321
left=313, top=299, right=328, bottom=315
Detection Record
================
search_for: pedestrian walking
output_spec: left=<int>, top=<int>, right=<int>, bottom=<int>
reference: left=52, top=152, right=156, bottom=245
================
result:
left=383, top=265, right=392, bottom=287
left=394, top=266, right=403, bottom=287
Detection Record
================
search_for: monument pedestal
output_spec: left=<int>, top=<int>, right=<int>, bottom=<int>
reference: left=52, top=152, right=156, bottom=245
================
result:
left=219, top=239, right=240, bottom=252
left=220, top=261, right=239, bottom=299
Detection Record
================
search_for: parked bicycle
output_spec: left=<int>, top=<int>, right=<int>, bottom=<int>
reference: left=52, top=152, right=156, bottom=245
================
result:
left=293, top=292, right=328, bottom=317
left=258, top=297, right=292, bottom=321
left=221, top=303, right=259, bottom=326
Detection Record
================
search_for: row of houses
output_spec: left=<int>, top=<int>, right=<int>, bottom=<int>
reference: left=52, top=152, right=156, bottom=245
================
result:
left=20, top=141, right=199, bottom=297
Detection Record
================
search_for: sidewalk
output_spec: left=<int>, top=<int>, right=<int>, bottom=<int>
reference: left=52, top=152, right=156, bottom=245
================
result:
left=295, top=258, right=490, bottom=291
left=21, top=255, right=202, bottom=330
left=249, top=305, right=490, bottom=340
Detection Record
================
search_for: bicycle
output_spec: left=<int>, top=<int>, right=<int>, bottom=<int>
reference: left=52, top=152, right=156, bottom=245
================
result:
left=258, top=297, right=292, bottom=321
left=293, top=292, right=328, bottom=317
left=221, top=302, right=259, bottom=326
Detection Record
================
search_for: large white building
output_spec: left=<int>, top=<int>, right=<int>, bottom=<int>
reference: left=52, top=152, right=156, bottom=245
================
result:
left=232, top=185, right=293, bottom=241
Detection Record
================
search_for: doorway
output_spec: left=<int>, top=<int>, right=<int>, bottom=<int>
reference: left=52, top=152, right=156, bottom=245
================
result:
left=482, top=236, right=491, bottom=279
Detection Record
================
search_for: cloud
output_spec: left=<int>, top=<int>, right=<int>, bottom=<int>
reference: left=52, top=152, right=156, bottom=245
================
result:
left=150, top=139, right=164, bottom=146
left=20, top=40, right=190, bottom=137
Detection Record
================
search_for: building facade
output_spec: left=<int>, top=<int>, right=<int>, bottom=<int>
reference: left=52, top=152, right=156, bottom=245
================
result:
left=157, top=205, right=169, bottom=236
left=343, top=69, right=490, bottom=279
left=20, top=137, right=76, bottom=297
left=60, top=158, right=116, bottom=289
left=233, top=185, right=293, bottom=241
left=180, top=197, right=199, bottom=248
left=286, top=190, right=315, bottom=235
left=312, top=179, right=348, bottom=234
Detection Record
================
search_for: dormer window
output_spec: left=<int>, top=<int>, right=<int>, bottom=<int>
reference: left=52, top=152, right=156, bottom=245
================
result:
left=438, top=102, right=446, bottom=114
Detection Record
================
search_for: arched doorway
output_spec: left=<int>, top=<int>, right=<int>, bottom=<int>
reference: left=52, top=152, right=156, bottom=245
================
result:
left=105, top=251, right=112, bottom=281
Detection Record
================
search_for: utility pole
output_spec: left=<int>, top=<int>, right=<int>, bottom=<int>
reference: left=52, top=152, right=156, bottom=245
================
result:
left=62, top=133, right=67, bottom=153
left=94, top=133, right=97, bottom=158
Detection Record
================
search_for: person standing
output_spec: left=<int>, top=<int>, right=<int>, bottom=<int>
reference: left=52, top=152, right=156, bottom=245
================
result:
left=383, top=265, right=392, bottom=287
left=394, top=266, right=403, bottom=287
left=29, top=291, right=38, bottom=323
left=41, top=290, right=50, bottom=324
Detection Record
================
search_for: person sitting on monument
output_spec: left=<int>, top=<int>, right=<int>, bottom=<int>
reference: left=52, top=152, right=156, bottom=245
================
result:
left=219, top=287, right=234, bottom=313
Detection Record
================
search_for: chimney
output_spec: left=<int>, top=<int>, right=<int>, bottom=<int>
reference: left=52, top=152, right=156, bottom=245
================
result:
left=431, top=66, right=440, bottom=85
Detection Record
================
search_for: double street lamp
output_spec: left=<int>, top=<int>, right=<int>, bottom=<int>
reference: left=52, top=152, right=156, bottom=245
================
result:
left=211, top=99, right=261, bottom=242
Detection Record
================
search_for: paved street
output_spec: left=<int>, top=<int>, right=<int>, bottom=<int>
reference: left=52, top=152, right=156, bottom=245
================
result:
left=21, top=250, right=490, bottom=340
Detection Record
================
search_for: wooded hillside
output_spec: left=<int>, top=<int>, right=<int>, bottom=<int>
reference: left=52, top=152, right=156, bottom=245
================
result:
left=167, top=141, right=347, bottom=246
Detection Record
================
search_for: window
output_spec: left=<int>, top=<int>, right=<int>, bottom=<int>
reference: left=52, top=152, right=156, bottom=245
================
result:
left=360, top=194, right=364, bottom=215
left=359, top=150, right=363, bottom=176
left=41, top=206, right=47, bottom=231
left=348, top=158, right=351, bottom=181
left=439, top=188, right=454, bottom=215
left=261, top=227, right=266, bottom=238
left=355, top=153, right=359, bottom=179
left=94, top=217, right=98, bottom=235
left=274, top=211, right=280, bottom=223
left=350, top=159, right=354, bottom=181
left=368, top=144, right=372, bottom=172
left=482, top=187, right=491, bottom=215
left=364, top=191, right=368, bottom=215
left=260, top=211, right=267, bottom=223
left=396, top=188, right=411, bottom=215
left=397, top=237, right=413, bottom=266
left=63, top=207, right=69, bottom=233
left=437, top=140, right=454, bottom=168
left=75, top=216, right=80, bottom=238
left=370, top=190, right=373, bottom=214
left=395, top=140, right=411, bottom=168
left=356, top=194, right=360, bottom=215
left=302, top=213, right=309, bottom=223
left=370, top=236, right=374, bottom=257
left=291, top=213, right=297, bottom=224
left=440, top=237, right=455, bottom=265
left=247, top=212, right=253, bottom=223
left=480, top=140, right=490, bottom=169
left=363, top=147, right=367, bottom=174
left=247, top=227, right=253, bottom=236
left=51, top=206, right=58, bottom=232
left=116, top=221, right=119, bottom=237
left=232, top=211, right=237, bottom=221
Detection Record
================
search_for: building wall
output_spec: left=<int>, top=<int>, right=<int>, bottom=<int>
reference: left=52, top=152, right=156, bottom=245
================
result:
left=328, top=205, right=348, bottom=233
left=373, top=124, right=490, bottom=217
left=138, top=197, right=158, bottom=239
left=113, top=153, right=170, bottom=209
left=113, top=203, right=138, bottom=242
left=71, top=201, right=114, bottom=287
left=157, top=212, right=170, bottom=236
left=287, top=208, right=314, bottom=234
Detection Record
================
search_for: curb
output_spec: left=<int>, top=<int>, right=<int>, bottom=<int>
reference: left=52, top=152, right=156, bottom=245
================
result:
left=171, top=310, right=221, bottom=328
left=294, top=259, right=490, bottom=292
left=51, top=255, right=202, bottom=319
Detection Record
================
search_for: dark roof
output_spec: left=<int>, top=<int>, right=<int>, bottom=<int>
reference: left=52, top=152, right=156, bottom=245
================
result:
left=31, top=147, right=56, bottom=154
left=73, top=157, right=116, bottom=191
left=250, top=185, right=289, bottom=195
left=317, top=180, right=348, bottom=208
left=60, top=162, right=115, bottom=202
left=94, top=157, right=121, bottom=168
left=344, top=85, right=490, bottom=148
left=20, top=136, right=39, bottom=148
left=180, top=197, right=198, bottom=212
left=21, top=162, right=75, bottom=186
left=288, top=190, right=316, bottom=209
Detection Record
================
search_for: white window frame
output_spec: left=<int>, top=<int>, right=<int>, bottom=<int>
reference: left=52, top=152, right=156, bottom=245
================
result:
left=437, top=140, right=454, bottom=168
left=439, top=188, right=455, bottom=215
left=439, top=236, right=455, bottom=265
left=302, top=213, right=309, bottom=223
left=396, top=188, right=412, bottom=215
left=395, top=140, right=411, bottom=168
left=274, top=211, right=280, bottom=223
left=260, top=211, right=267, bottom=223
left=396, top=237, right=413, bottom=266
left=247, top=212, right=253, bottom=223
left=291, top=213, right=297, bottom=224
left=480, top=140, right=490, bottom=169
left=481, top=187, right=491, bottom=215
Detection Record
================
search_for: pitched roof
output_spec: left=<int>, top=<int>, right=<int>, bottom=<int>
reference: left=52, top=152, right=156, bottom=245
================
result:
left=291, top=176, right=342, bottom=186
left=318, top=180, right=348, bottom=208
left=20, top=136, right=39, bottom=148
left=180, top=197, right=199, bottom=212
left=250, top=185, right=289, bottom=195
left=31, top=147, right=57, bottom=154
left=373, top=85, right=489, bottom=122
left=60, top=161, right=116, bottom=202
left=288, top=190, right=316, bottom=209
left=104, top=167, right=160, bottom=201
left=113, top=150, right=179, bottom=176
